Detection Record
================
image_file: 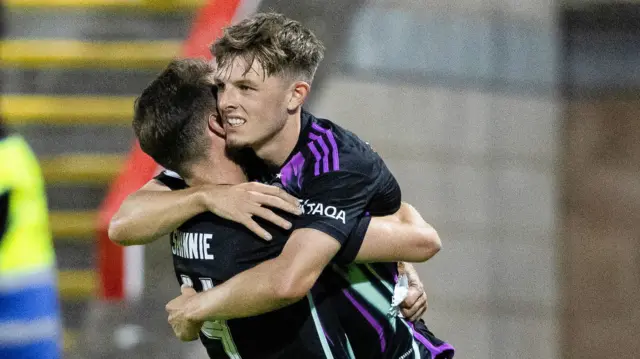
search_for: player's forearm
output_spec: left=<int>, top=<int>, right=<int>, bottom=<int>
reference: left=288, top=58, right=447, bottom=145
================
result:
left=355, top=221, right=434, bottom=262
left=184, top=229, right=335, bottom=321
left=184, top=259, right=300, bottom=322
left=184, top=228, right=337, bottom=322
left=109, top=188, right=206, bottom=245
left=355, top=202, right=441, bottom=263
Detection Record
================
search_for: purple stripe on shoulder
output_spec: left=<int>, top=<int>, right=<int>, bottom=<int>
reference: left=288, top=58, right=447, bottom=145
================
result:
left=280, top=152, right=305, bottom=188
left=408, top=321, right=455, bottom=357
left=308, top=133, right=330, bottom=174
left=293, top=154, right=305, bottom=189
left=311, top=123, right=340, bottom=171
left=342, top=289, right=386, bottom=352
left=307, top=142, right=322, bottom=176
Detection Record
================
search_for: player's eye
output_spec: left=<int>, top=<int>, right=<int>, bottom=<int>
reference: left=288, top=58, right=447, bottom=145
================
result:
left=238, top=84, right=252, bottom=91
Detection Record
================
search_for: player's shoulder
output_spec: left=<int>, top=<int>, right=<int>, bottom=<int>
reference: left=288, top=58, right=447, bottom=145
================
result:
left=308, top=113, right=368, bottom=151
left=175, top=209, right=245, bottom=235
left=297, top=112, right=380, bottom=178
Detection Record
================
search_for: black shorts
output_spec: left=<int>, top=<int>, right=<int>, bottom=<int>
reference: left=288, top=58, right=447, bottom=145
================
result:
left=411, top=320, right=455, bottom=359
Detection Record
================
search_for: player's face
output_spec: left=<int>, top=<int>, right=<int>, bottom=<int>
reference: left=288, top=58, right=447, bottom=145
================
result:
left=214, top=56, right=292, bottom=150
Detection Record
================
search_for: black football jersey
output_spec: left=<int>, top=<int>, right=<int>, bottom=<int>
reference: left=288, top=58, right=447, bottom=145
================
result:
left=156, top=171, right=369, bottom=359
left=257, top=111, right=427, bottom=359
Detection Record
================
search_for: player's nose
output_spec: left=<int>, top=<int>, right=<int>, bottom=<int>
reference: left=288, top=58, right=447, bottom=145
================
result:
left=217, top=88, right=239, bottom=114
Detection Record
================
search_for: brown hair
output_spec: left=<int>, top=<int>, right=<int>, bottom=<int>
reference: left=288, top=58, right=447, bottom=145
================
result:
left=211, top=12, right=325, bottom=83
left=133, top=59, right=216, bottom=175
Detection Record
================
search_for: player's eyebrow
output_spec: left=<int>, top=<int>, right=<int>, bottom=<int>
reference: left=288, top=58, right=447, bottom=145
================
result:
left=214, top=77, right=259, bottom=89
left=234, top=78, right=259, bottom=87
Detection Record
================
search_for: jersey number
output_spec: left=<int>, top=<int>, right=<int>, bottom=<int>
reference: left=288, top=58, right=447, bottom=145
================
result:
left=180, top=275, right=241, bottom=359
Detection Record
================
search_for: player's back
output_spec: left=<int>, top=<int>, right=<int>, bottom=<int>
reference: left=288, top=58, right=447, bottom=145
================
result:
left=157, top=172, right=352, bottom=359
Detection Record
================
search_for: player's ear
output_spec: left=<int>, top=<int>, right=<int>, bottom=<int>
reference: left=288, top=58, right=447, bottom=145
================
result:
left=208, top=111, right=225, bottom=138
left=287, top=81, right=310, bottom=112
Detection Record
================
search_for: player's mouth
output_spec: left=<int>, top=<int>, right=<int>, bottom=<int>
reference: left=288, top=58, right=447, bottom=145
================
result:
left=225, top=117, right=246, bottom=128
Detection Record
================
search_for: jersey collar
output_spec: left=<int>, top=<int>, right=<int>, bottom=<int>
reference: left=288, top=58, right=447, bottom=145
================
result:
left=275, top=109, right=313, bottom=172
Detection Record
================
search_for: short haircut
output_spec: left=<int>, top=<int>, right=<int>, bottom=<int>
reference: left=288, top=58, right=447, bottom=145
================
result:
left=133, top=59, right=216, bottom=175
left=211, top=12, right=325, bottom=83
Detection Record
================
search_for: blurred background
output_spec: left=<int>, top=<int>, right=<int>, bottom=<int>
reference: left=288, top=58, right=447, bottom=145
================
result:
left=1, top=0, right=639, bottom=358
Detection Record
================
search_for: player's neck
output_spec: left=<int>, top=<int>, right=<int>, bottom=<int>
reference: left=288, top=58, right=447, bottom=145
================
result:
left=254, top=110, right=301, bottom=167
left=185, top=157, right=247, bottom=187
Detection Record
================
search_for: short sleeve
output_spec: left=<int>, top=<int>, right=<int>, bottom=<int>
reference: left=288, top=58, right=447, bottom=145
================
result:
left=292, top=170, right=376, bottom=246
left=332, top=214, right=371, bottom=265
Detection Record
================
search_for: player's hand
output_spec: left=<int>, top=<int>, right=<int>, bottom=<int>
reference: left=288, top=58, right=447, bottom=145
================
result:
left=399, top=263, right=428, bottom=322
left=199, top=182, right=302, bottom=241
left=166, top=285, right=202, bottom=342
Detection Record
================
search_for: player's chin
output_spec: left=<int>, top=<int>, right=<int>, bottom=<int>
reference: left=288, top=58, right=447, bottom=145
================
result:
left=227, top=131, right=265, bottom=149
left=225, top=135, right=250, bottom=150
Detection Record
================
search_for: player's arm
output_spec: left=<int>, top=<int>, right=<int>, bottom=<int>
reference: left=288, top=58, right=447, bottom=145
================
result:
left=109, top=179, right=204, bottom=246
left=354, top=202, right=441, bottom=263
left=172, top=170, right=376, bottom=322
left=109, top=177, right=301, bottom=246
left=178, top=228, right=339, bottom=322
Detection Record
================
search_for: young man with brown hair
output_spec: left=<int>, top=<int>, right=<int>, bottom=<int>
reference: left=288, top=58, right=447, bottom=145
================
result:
left=112, top=58, right=444, bottom=358
left=208, top=13, right=453, bottom=358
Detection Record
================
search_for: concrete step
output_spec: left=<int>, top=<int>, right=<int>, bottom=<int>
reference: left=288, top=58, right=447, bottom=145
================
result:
left=47, top=185, right=109, bottom=211
left=3, top=68, right=161, bottom=95
left=6, top=0, right=204, bottom=12
left=63, top=329, right=79, bottom=353
left=2, top=95, right=135, bottom=126
left=5, top=5, right=194, bottom=41
left=55, top=240, right=96, bottom=269
left=15, top=124, right=132, bottom=161
left=14, top=125, right=133, bottom=156
left=2, top=39, right=182, bottom=69
left=50, top=210, right=98, bottom=240
left=59, top=269, right=96, bottom=300
left=40, top=153, right=124, bottom=185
